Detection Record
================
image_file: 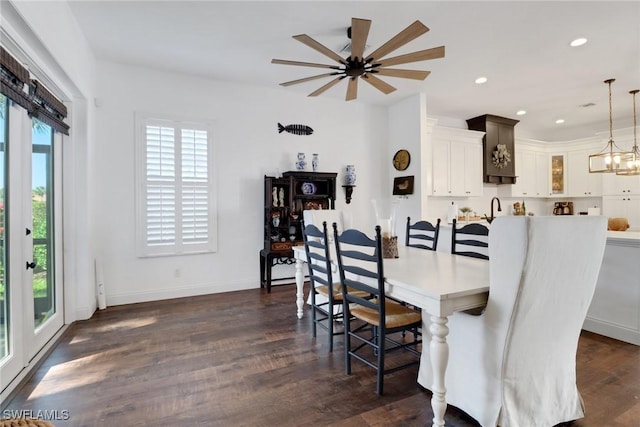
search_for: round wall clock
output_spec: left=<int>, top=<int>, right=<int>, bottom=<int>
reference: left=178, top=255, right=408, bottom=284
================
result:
left=392, top=149, right=411, bottom=171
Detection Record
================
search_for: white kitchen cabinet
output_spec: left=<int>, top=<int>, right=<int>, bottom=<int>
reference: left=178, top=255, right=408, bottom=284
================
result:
left=567, top=149, right=602, bottom=197
left=510, top=149, right=533, bottom=197
left=533, top=152, right=549, bottom=197
left=432, top=139, right=451, bottom=196
left=510, top=149, right=548, bottom=198
left=602, top=172, right=640, bottom=229
left=462, top=143, right=483, bottom=196
left=602, top=172, right=640, bottom=195
left=602, top=195, right=640, bottom=229
left=431, top=139, right=483, bottom=197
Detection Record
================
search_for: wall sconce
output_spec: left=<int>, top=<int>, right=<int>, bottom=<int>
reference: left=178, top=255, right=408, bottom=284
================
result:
left=342, top=184, right=355, bottom=204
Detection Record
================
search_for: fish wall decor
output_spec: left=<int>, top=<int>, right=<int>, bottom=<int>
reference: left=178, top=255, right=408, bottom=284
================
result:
left=278, top=122, right=314, bottom=136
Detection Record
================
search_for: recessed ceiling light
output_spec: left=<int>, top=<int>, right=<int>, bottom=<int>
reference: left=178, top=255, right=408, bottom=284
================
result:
left=555, top=119, right=565, bottom=124
left=516, top=110, right=527, bottom=116
left=570, top=38, right=587, bottom=47
left=475, top=76, right=487, bottom=84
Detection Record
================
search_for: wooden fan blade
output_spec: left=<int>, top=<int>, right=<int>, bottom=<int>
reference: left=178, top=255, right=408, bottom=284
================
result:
left=374, top=68, right=431, bottom=80
left=375, top=46, right=445, bottom=67
left=308, top=76, right=345, bottom=97
left=362, top=73, right=396, bottom=95
left=346, top=77, right=358, bottom=101
left=350, top=18, right=371, bottom=61
left=293, top=34, right=346, bottom=64
left=280, top=72, right=341, bottom=87
left=272, top=59, right=341, bottom=70
left=364, top=20, right=429, bottom=62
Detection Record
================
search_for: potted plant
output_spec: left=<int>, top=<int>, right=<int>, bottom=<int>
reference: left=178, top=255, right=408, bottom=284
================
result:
left=460, top=207, right=473, bottom=222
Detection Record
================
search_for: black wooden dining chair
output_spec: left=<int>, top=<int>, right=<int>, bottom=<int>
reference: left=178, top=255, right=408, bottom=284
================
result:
left=333, top=223, right=422, bottom=395
left=302, top=220, right=370, bottom=352
left=451, top=218, right=490, bottom=260
left=405, top=217, right=441, bottom=250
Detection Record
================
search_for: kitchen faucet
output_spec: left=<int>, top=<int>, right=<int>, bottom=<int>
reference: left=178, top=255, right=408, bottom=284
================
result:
left=484, top=197, right=502, bottom=224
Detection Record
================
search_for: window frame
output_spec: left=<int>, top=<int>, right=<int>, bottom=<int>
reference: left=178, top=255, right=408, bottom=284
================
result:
left=134, top=112, right=217, bottom=257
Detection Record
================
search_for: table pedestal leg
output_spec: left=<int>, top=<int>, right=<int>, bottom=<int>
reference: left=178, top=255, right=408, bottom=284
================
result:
left=295, top=258, right=305, bottom=319
left=429, top=315, right=450, bottom=427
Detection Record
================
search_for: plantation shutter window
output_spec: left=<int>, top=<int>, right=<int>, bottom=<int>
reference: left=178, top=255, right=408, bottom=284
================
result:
left=145, top=125, right=176, bottom=246
left=136, top=114, right=217, bottom=257
left=181, top=129, right=209, bottom=244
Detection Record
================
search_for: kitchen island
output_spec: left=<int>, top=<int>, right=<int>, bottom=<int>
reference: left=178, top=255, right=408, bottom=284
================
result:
left=433, top=221, right=639, bottom=345
left=583, top=230, right=640, bottom=345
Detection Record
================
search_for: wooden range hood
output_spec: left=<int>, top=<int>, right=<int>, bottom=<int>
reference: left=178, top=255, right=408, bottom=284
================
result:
left=467, top=114, right=519, bottom=184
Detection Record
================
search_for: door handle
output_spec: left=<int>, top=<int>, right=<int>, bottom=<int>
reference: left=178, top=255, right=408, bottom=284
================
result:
left=26, top=261, right=36, bottom=270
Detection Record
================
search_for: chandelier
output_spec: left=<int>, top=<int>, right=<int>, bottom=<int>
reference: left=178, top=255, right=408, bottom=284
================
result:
left=616, top=89, right=640, bottom=176
left=588, top=79, right=635, bottom=173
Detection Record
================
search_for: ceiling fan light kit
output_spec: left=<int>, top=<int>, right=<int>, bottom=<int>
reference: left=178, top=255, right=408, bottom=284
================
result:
left=272, top=18, right=445, bottom=101
left=589, top=79, right=635, bottom=173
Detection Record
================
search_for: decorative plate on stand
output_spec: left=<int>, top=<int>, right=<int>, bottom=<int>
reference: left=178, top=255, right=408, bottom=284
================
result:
left=301, top=182, right=317, bottom=195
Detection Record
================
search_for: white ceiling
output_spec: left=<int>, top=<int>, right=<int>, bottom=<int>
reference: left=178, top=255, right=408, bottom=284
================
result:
left=67, top=0, right=640, bottom=142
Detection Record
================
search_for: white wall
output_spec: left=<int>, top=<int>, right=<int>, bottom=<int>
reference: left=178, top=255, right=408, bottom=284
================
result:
left=387, top=94, right=426, bottom=242
left=92, top=60, right=388, bottom=305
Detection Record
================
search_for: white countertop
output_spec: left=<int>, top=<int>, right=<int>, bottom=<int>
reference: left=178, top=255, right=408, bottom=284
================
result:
left=607, top=230, right=640, bottom=238
left=433, top=217, right=640, bottom=245
left=606, top=230, right=640, bottom=246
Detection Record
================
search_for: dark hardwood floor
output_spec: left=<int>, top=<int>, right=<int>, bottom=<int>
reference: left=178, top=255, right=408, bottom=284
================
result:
left=3, top=284, right=639, bottom=426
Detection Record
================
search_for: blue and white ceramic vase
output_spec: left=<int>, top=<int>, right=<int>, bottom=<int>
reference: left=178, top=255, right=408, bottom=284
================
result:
left=345, top=165, right=356, bottom=185
left=312, top=153, right=319, bottom=172
left=296, top=152, right=306, bottom=170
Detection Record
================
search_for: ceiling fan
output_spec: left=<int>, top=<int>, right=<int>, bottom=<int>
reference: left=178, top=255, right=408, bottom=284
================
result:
left=271, top=18, right=445, bottom=101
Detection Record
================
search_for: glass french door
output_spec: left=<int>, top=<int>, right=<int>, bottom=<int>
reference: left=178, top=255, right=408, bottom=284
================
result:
left=0, top=95, right=11, bottom=379
left=0, top=96, right=64, bottom=394
left=27, top=118, right=63, bottom=359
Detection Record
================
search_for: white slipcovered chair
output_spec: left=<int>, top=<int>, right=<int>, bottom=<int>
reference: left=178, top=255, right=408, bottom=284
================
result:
left=418, top=215, right=607, bottom=426
left=302, top=209, right=349, bottom=313
left=302, top=209, right=349, bottom=233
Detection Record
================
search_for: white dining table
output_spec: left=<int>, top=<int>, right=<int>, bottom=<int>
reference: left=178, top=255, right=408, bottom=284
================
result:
left=291, top=244, right=490, bottom=427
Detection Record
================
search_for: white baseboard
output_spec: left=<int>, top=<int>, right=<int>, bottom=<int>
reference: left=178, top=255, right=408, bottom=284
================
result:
left=105, top=280, right=258, bottom=307
left=75, top=305, right=95, bottom=321
left=583, top=317, right=640, bottom=346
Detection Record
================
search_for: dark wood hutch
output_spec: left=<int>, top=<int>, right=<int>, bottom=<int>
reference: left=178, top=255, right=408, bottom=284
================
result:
left=260, top=171, right=337, bottom=292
